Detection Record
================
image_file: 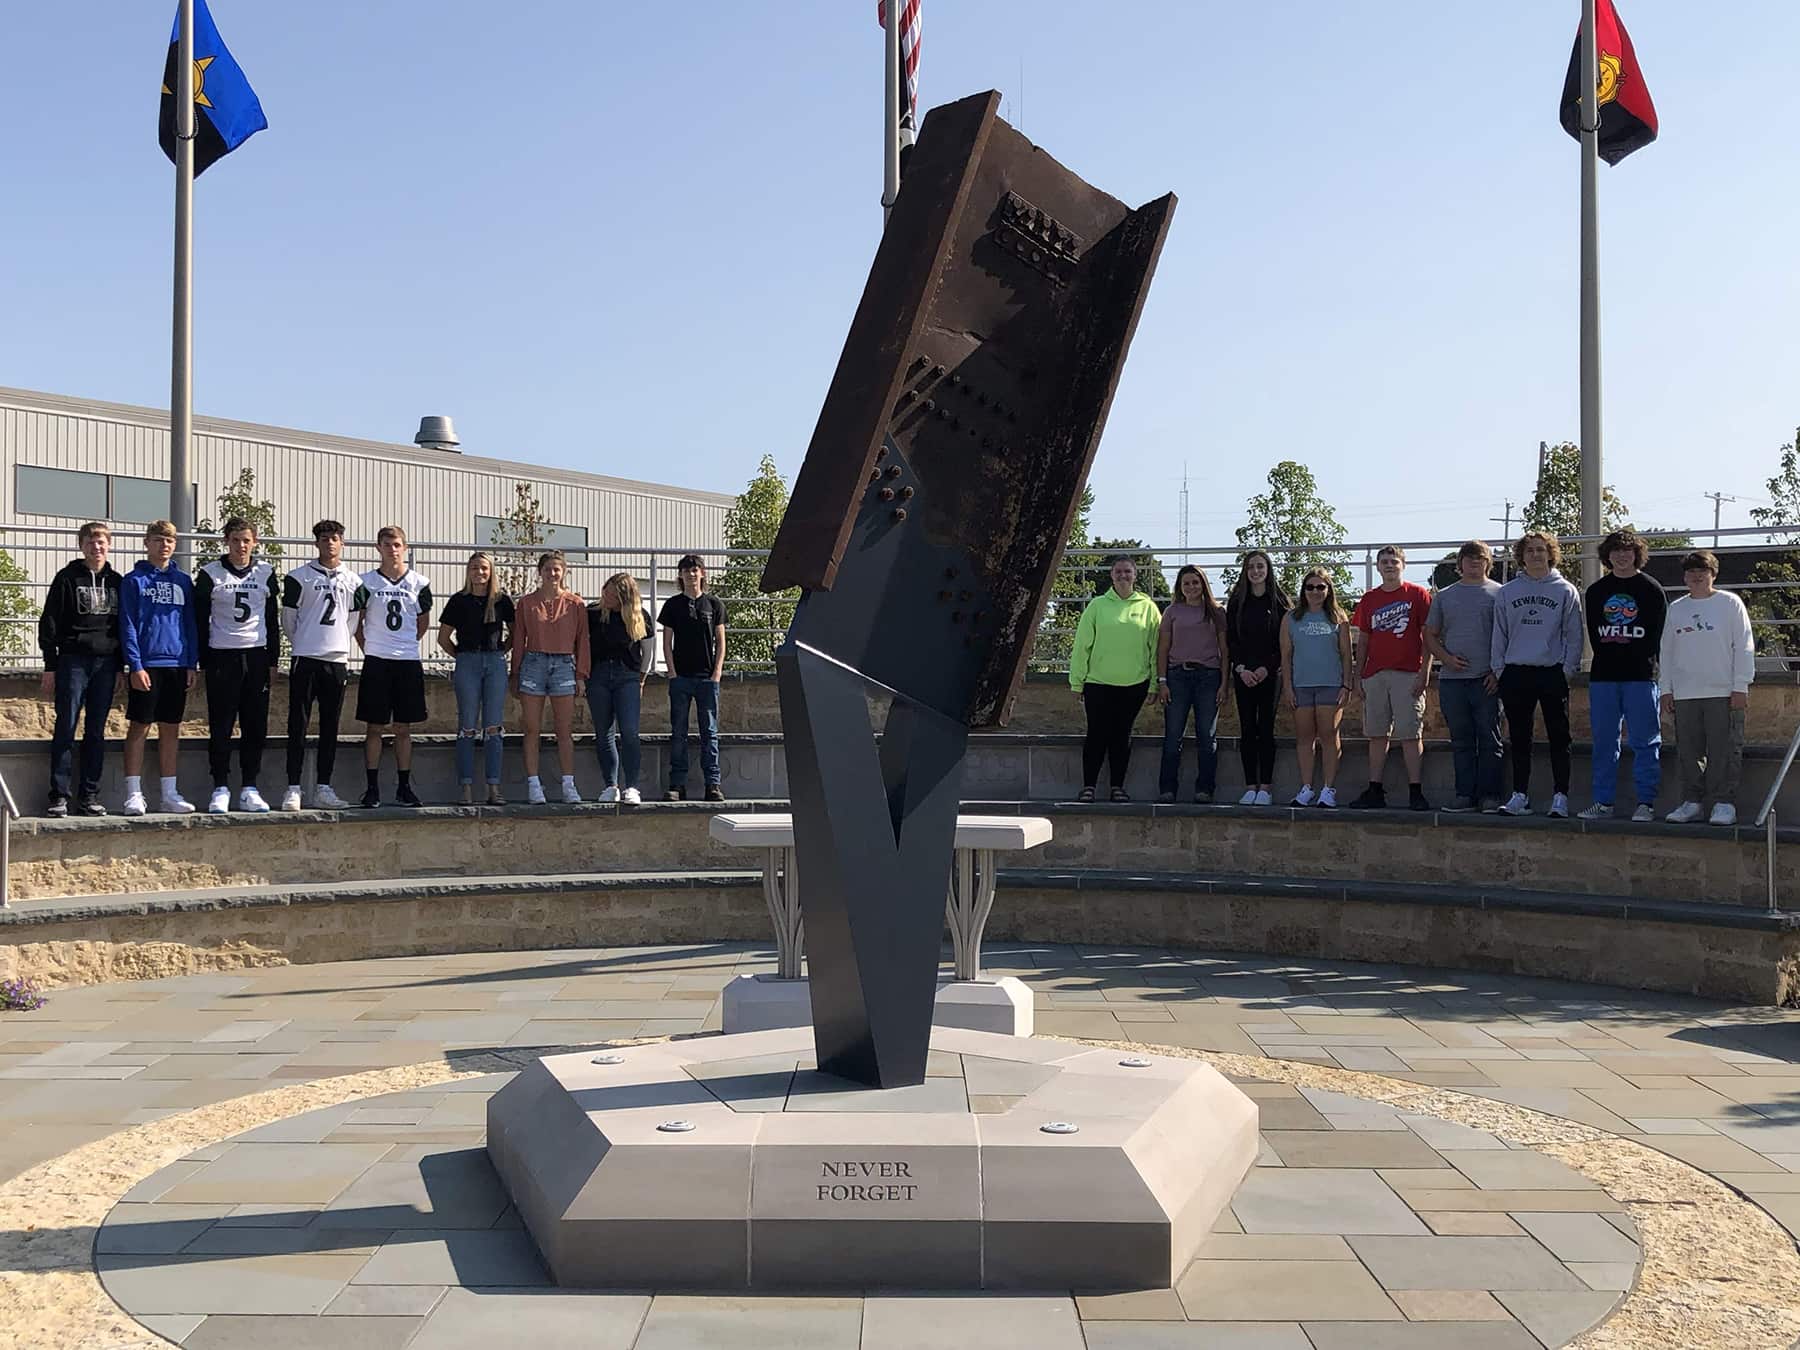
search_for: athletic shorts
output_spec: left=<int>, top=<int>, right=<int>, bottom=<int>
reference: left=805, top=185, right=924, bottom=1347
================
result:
left=356, top=654, right=428, bottom=726
left=517, top=650, right=577, bottom=698
left=125, top=667, right=189, bottom=725
left=1361, top=667, right=1425, bottom=739
left=1293, top=685, right=1343, bottom=709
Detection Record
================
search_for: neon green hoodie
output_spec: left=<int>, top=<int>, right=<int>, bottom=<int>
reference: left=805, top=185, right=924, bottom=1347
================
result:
left=1069, top=589, right=1161, bottom=690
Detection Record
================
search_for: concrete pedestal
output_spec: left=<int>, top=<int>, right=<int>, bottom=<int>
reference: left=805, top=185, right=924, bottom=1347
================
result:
left=720, top=974, right=1033, bottom=1036
left=487, top=1025, right=1258, bottom=1291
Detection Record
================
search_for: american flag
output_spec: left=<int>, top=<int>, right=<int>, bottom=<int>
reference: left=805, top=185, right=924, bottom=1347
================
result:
left=877, top=0, right=921, bottom=153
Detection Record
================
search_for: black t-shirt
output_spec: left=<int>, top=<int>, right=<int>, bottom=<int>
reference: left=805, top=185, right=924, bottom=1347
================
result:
left=588, top=603, right=650, bottom=670
left=439, top=591, right=515, bottom=653
left=657, top=591, right=726, bottom=677
left=1585, top=571, right=1666, bottom=683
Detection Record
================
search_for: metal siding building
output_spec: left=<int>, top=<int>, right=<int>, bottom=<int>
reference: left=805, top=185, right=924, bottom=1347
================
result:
left=0, top=386, right=732, bottom=587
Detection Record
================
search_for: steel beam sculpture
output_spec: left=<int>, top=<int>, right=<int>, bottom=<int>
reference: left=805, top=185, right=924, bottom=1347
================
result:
left=763, top=91, right=1175, bottom=1087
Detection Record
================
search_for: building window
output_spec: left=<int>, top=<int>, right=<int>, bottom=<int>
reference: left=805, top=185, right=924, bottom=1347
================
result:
left=473, top=516, right=589, bottom=552
left=15, top=466, right=195, bottom=524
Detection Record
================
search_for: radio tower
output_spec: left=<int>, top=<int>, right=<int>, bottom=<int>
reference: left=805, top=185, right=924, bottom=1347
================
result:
left=1178, top=463, right=1190, bottom=557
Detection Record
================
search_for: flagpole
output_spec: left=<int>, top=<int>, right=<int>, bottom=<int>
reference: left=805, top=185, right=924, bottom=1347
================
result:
left=170, top=0, right=196, bottom=557
left=1578, top=0, right=1602, bottom=586
left=882, top=0, right=901, bottom=223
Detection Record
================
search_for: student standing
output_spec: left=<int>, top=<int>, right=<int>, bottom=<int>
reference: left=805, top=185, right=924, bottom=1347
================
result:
left=511, top=550, right=589, bottom=804
left=1580, top=528, right=1668, bottom=822
left=587, top=572, right=653, bottom=804
left=38, top=521, right=122, bottom=817
left=279, top=520, right=359, bottom=811
left=658, top=553, right=727, bottom=802
left=1660, top=550, right=1754, bottom=826
left=1156, top=565, right=1228, bottom=803
left=195, top=518, right=279, bottom=813
left=1069, top=556, right=1161, bottom=802
left=1349, top=546, right=1433, bottom=811
left=1490, top=531, right=1584, bottom=818
left=119, top=519, right=198, bottom=816
left=1226, top=551, right=1287, bottom=806
left=438, top=552, right=514, bottom=806
left=1280, top=568, right=1352, bottom=808
left=1424, top=541, right=1504, bottom=812
left=353, top=525, right=433, bottom=808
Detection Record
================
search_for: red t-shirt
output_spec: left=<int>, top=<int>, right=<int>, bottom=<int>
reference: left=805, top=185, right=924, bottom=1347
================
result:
left=1353, top=581, right=1432, bottom=677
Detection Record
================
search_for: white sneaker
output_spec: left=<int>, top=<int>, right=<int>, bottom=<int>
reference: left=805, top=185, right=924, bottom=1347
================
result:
left=1239, top=788, right=1258, bottom=806
left=280, top=786, right=304, bottom=812
left=161, top=791, right=196, bottom=814
left=1317, top=786, right=1338, bottom=809
left=1548, top=792, right=1569, bottom=819
left=1577, top=802, right=1613, bottom=820
left=238, top=787, right=270, bottom=813
left=1496, top=792, right=1532, bottom=816
left=1709, top=802, right=1737, bottom=827
left=208, top=786, right=231, bottom=814
left=1665, top=800, right=1703, bottom=824
left=1631, top=803, right=1656, bottom=823
left=527, top=779, right=546, bottom=805
left=561, top=778, right=583, bottom=804
left=1254, top=789, right=1272, bottom=806
left=622, top=787, right=642, bottom=804
left=597, top=785, right=620, bottom=804
left=1291, top=785, right=1317, bottom=807
left=122, top=791, right=147, bottom=817
left=312, top=785, right=351, bottom=810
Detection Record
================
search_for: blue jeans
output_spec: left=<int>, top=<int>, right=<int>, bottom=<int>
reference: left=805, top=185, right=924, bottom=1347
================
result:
left=1589, top=679, right=1662, bottom=807
left=452, top=650, right=508, bottom=785
left=669, top=675, right=720, bottom=789
left=1159, top=665, right=1221, bottom=796
left=1438, top=677, right=1503, bottom=804
left=587, top=661, right=643, bottom=789
left=49, top=653, right=119, bottom=801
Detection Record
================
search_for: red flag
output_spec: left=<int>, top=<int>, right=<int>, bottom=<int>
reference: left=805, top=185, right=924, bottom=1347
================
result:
left=876, top=0, right=921, bottom=140
left=1560, top=0, right=1658, bottom=165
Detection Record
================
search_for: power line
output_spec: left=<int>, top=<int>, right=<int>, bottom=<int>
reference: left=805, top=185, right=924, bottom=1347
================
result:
left=1704, top=491, right=1742, bottom=550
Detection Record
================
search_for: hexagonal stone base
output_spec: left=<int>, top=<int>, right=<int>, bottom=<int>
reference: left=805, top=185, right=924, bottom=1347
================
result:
left=486, top=1025, right=1258, bottom=1290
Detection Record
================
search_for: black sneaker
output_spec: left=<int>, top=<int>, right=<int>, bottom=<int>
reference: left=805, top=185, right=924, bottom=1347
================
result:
left=1348, top=786, right=1386, bottom=810
left=395, top=783, right=423, bottom=808
left=1408, top=785, right=1431, bottom=812
left=665, top=787, right=686, bottom=802
left=45, top=796, right=68, bottom=819
left=361, top=786, right=382, bottom=809
left=704, top=785, right=725, bottom=803
left=76, top=793, right=107, bottom=817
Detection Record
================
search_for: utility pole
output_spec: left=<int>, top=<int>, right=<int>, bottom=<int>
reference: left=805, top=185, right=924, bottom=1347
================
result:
left=1178, top=463, right=1190, bottom=559
left=1704, top=492, right=1740, bottom=551
left=1489, top=500, right=1515, bottom=581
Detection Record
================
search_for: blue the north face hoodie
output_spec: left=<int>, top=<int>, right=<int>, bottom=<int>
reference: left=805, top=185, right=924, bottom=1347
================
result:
left=120, top=560, right=198, bottom=672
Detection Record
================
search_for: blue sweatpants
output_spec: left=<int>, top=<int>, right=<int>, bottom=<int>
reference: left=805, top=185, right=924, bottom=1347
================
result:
left=1589, top=679, right=1661, bottom=807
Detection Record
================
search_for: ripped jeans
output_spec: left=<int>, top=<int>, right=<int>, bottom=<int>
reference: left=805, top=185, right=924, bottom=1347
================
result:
left=452, top=650, right=508, bottom=785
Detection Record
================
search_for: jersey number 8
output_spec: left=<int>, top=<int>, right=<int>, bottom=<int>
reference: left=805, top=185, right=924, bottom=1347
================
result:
left=385, top=597, right=404, bottom=632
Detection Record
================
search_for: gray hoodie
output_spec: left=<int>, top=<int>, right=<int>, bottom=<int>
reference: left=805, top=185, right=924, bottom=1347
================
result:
left=1491, top=568, right=1583, bottom=676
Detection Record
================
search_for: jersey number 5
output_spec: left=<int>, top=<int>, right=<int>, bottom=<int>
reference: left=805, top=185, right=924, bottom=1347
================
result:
left=232, top=593, right=251, bottom=623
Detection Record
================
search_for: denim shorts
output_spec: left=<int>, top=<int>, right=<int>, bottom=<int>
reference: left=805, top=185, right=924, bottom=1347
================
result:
left=1293, top=685, right=1343, bottom=709
left=517, top=650, right=577, bottom=697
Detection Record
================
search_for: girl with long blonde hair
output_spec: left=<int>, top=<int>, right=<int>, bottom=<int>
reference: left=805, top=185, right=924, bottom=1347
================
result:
left=585, top=571, right=653, bottom=803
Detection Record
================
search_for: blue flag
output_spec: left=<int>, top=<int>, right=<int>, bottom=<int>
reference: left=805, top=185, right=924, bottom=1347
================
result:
left=158, top=0, right=266, bottom=177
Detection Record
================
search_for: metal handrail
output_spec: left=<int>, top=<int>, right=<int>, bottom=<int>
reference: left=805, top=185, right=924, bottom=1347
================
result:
left=1754, top=721, right=1800, bottom=915
left=0, top=772, right=17, bottom=909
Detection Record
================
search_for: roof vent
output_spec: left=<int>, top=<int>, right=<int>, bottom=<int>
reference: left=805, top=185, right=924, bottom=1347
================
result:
left=414, top=415, right=461, bottom=452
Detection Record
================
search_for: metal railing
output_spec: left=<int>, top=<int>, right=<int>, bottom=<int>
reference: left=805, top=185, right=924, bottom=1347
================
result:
left=0, top=522, right=1795, bottom=675
left=1754, top=722, right=1800, bottom=914
left=0, top=772, right=17, bottom=908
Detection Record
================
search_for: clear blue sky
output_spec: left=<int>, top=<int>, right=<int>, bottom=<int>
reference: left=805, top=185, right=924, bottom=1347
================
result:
left=4, top=2, right=1796, bottom=552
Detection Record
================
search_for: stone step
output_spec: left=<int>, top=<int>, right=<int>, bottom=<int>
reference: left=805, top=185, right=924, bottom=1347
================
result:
left=5, top=866, right=1793, bottom=1005
left=6, top=797, right=1793, bottom=911
left=2, top=729, right=1793, bottom=820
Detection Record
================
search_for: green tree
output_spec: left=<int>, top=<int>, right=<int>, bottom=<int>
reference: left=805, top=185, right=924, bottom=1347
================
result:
left=1031, top=485, right=1095, bottom=671
left=1230, top=461, right=1353, bottom=599
left=487, top=481, right=549, bottom=596
left=714, top=454, right=794, bottom=669
left=0, top=550, right=36, bottom=658
left=1521, top=441, right=1629, bottom=541
left=1746, top=426, right=1800, bottom=659
left=1087, top=538, right=1172, bottom=600
left=197, top=467, right=284, bottom=564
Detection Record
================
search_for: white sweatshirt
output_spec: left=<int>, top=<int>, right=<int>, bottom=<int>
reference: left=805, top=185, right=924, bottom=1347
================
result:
left=1659, top=590, right=1755, bottom=700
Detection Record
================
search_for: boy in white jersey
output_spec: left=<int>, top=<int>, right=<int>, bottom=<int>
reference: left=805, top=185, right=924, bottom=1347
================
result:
left=353, top=524, right=433, bottom=807
left=195, top=518, right=280, bottom=812
left=279, top=520, right=360, bottom=811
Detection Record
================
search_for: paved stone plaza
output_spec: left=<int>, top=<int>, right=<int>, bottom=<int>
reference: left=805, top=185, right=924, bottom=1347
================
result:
left=5, top=943, right=1800, bottom=1348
